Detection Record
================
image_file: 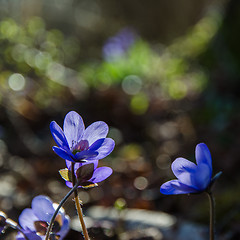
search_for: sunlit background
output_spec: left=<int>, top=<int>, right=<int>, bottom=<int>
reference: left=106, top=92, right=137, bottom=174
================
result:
left=1, top=0, right=240, bottom=239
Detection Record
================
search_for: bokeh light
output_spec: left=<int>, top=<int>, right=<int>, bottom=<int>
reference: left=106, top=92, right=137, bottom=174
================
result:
left=0, top=1, right=237, bottom=239
left=8, top=73, right=26, bottom=91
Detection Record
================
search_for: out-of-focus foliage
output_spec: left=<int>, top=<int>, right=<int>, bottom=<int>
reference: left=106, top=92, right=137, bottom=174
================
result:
left=1, top=1, right=239, bottom=238
left=81, top=9, right=221, bottom=107
left=0, top=17, right=81, bottom=115
left=0, top=9, right=221, bottom=119
left=0, top=7, right=224, bottom=218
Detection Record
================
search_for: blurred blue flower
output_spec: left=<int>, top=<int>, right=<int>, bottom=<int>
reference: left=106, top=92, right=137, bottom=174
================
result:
left=160, top=143, right=213, bottom=195
left=103, top=28, right=136, bottom=61
left=60, top=160, right=113, bottom=188
left=17, top=195, right=69, bottom=240
left=50, top=111, right=115, bottom=163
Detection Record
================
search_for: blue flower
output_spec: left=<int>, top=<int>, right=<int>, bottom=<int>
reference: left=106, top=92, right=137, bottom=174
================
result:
left=60, top=160, right=113, bottom=188
left=17, top=195, right=70, bottom=240
left=160, top=143, right=213, bottom=195
left=50, top=111, right=115, bottom=163
left=102, top=28, right=136, bottom=61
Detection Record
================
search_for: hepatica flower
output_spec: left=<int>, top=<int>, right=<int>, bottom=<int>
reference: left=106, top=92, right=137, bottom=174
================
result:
left=59, top=160, right=113, bottom=188
left=17, top=195, right=69, bottom=240
left=50, top=111, right=115, bottom=163
left=103, top=27, right=137, bottom=61
left=160, top=143, right=213, bottom=195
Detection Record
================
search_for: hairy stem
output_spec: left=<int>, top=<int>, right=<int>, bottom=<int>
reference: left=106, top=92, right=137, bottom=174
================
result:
left=206, top=191, right=215, bottom=240
left=45, top=180, right=80, bottom=240
left=71, top=163, right=90, bottom=240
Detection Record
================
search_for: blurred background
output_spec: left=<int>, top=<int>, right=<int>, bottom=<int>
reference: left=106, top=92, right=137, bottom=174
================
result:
left=1, top=0, right=240, bottom=239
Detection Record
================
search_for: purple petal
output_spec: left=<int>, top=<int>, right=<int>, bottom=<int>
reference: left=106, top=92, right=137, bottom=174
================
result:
left=18, top=208, right=38, bottom=231
left=191, top=163, right=212, bottom=191
left=65, top=160, right=72, bottom=170
left=50, top=121, right=69, bottom=149
left=171, top=157, right=211, bottom=191
left=16, top=231, right=42, bottom=240
left=88, top=138, right=104, bottom=150
left=58, top=215, right=70, bottom=239
left=66, top=181, right=82, bottom=188
left=171, top=157, right=197, bottom=187
left=65, top=181, right=73, bottom=188
left=88, top=138, right=115, bottom=160
left=75, top=150, right=98, bottom=161
left=89, top=167, right=113, bottom=183
left=160, top=180, right=198, bottom=195
left=82, top=121, right=109, bottom=146
left=171, top=157, right=197, bottom=177
left=53, top=147, right=74, bottom=162
left=195, top=143, right=212, bottom=172
left=63, top=111, right=85, bottom=149
left=31, top=195, right=55, bottom=223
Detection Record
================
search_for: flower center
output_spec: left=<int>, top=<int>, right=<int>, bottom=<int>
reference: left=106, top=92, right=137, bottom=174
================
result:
left=34, top=214, right=62, bottom=238
left=72, top=140, right=89, bottom=154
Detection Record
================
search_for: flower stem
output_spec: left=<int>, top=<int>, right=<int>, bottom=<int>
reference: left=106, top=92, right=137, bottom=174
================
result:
left=71, top=163, right=90, bottom=240
left=45, top=180, right=80, bottom=240
left=206, top=191, right=215, bottom=240
left=5, top=219, right=29, bottom=240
